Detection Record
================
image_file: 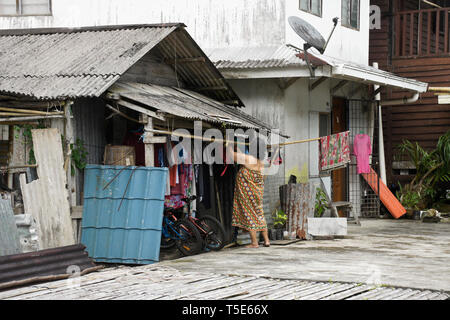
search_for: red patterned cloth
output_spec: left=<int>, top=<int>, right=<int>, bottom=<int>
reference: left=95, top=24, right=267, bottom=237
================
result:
left=320, top=131, right=351, bottom=171
left=232, top=166, right=267, bottom=231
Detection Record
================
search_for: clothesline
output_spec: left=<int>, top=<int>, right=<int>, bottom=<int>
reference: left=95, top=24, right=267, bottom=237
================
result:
left=146, top=128, right=323, bottom=148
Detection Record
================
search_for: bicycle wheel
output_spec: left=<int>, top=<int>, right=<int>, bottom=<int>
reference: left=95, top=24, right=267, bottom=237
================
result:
left=160, top=219, right=176, bottom=249
left=160, top=233, right=176, bottom=249
left=198, top=215, right=226, bottom=251
left=173, top=219, right=202, bottom=256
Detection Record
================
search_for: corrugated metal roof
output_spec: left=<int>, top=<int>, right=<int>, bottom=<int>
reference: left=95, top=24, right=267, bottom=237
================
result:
left=0, top=24, right=244, bottom=105
left=205, top=45, right=306, bottom=69
left=109, top=81, right=273, bottom=131
left=0, top=25, right=176, bottom=99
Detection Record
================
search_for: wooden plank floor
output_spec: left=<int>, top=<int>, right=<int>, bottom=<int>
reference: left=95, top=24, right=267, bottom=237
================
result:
left=0, top=265, right=448, bottom=300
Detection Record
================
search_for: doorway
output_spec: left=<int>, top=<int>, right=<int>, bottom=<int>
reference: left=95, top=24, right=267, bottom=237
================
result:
left=331, top=97, right=348, bottom=216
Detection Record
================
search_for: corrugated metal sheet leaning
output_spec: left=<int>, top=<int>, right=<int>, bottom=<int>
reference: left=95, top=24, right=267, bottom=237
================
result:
left=0, top=244, right=101, bottom=291
left=19, top=128, right=75, bottom=250
left=0, top=198, right=22, bottom=256
left=81, top=165, right=168, bottom=265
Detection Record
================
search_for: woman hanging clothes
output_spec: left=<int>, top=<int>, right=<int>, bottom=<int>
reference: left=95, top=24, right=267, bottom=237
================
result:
left=227, top=134, right=270, bottom=248
left=232, top=167, right=266, bottom=232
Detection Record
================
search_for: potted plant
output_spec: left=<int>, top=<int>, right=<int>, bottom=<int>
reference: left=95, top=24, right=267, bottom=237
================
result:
left=272, top=209, right=287, bottom=240
left=315, top=187, right=328, bottom=217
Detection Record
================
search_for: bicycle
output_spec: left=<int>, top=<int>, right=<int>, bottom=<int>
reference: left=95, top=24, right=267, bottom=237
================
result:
left=160, top=207, right=202, bottom=256
left=181, top=196, right=227, bottom=251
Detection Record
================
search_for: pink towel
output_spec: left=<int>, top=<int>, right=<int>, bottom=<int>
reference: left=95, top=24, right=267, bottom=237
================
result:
left=353, top=134, right=371, bottom=174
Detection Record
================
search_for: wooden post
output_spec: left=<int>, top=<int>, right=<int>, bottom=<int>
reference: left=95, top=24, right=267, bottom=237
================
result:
left=143, top=115, right=155, bottom=167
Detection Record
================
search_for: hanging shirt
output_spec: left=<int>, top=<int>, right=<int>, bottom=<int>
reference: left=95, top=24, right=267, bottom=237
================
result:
left=353, top=134, right=372, bottom=174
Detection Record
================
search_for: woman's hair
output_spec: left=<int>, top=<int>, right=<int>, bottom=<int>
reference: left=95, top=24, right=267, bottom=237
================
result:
left=248, top=131, right=267, bottom=161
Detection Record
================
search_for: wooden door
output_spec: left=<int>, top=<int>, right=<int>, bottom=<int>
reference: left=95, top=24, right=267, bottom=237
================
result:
left=331, top=97, right=348, bottom=216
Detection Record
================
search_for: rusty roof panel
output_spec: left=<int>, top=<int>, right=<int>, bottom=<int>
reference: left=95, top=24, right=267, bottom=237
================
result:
left=0, top=244, right=101, bottom=291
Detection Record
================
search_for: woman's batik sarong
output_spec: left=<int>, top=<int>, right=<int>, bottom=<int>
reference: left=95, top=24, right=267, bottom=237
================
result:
left=232, top=166, right=267, bottom=231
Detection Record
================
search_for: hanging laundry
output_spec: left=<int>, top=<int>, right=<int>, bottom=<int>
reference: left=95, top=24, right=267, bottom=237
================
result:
left=319, top=131, right=351, bottom=171
left=353, top=133, right=372, bottom=174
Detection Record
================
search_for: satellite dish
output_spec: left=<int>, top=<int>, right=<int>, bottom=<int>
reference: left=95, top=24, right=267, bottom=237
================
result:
left=288, top=16, right=339, bottom=76
left=288, top=16, right=326, bottom=53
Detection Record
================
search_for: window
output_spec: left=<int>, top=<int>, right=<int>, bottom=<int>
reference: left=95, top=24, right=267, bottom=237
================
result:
left=342, top=0, right=360, bottom=30
left=319, top=113, right=330, bottom=138
left=299, top=0, right=322, bottom=17
left=0, top=0, right=51, bottom=16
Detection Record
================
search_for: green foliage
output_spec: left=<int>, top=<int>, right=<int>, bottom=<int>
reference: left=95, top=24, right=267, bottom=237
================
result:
left=396, top=183, right=421, bottom=210
left=396, top=130, right=450, bottom=209
left=70, top=138, right=88, bottom=176
left=315, top=187, right=328, bottom=217
left=13, top=122, right=47, bottom=165
left=273, top=209, right=287, bottom=229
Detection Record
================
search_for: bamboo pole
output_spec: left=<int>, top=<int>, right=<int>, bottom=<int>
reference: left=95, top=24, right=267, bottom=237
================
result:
left=0, top=115, right=65, bottom=122
left=0, top=106, right=64, bottom=115
left=0, top=112, right=37, bottom=116
left=428, top=87, right=450, bottom=92
left=147, top=128, right=322, bottom=148
left=270, top=137, right=321, bottom=147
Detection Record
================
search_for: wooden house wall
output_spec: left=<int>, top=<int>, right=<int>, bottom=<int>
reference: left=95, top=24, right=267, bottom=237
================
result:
left=370, top=0, right=450, bottom=185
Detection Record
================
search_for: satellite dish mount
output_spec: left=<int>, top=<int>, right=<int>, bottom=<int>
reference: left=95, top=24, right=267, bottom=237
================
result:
left=288, top=16, right=339, bottom=77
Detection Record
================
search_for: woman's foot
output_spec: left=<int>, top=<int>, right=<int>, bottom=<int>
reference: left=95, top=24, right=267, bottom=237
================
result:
left=245, top=244, right=259, bottom=248
left=263, top=242, right=270, bottom=247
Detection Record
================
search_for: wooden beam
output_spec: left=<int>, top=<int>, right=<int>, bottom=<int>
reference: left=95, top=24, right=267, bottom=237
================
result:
left=105, top=104, right=144, bottom=124
left=193, top=86, right=229, bottom=92
left=219, top=100, right=240, bottom=105
left=371, top=86, right=383, bottom=99
left=165, top=57, right=206, bottom=64
left=310, top=77, right=327, bottom=91
left=116, top=99, right=165, bottom=121
left=142, top=115, right=155, bottom=167
left=147, top=136, right=167, bottom=144
left=278, top=77, right=300, bottom=90
left=331, top=80, right=348, bottom=94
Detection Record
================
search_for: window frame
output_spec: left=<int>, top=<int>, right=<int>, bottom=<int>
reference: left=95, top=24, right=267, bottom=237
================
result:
left=299, top=0, right=323, bottom=18
left=0, top=0, right=52, bottom=17
left=341, top=0, right=360, bottom=31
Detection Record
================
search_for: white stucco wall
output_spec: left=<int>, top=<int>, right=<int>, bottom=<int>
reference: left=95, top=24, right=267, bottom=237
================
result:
left=0, top=0, right=286, bottom=49
left=0, top=0, right=369, bottom=65
left=285, top=0, right=370, bottom=65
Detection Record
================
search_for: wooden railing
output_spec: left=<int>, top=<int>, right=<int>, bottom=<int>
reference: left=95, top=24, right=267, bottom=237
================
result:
left=395, top=8, right=450, bottom=57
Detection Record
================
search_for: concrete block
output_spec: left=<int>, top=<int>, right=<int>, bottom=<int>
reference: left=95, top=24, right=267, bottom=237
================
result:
left=307, top=218, right=347, bottom=237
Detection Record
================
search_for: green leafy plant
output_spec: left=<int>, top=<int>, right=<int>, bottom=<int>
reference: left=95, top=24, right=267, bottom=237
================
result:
left=315, top=187, right=328, bottom=217
left=14, top=122, right=47, bottom=164
left=396, top=183, right=421, bottom=210
left=272, top=209, right=287, bottom=229
left=396, top=130, right=450, bottom=209
left=70, top=138, right=88, bottom=176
